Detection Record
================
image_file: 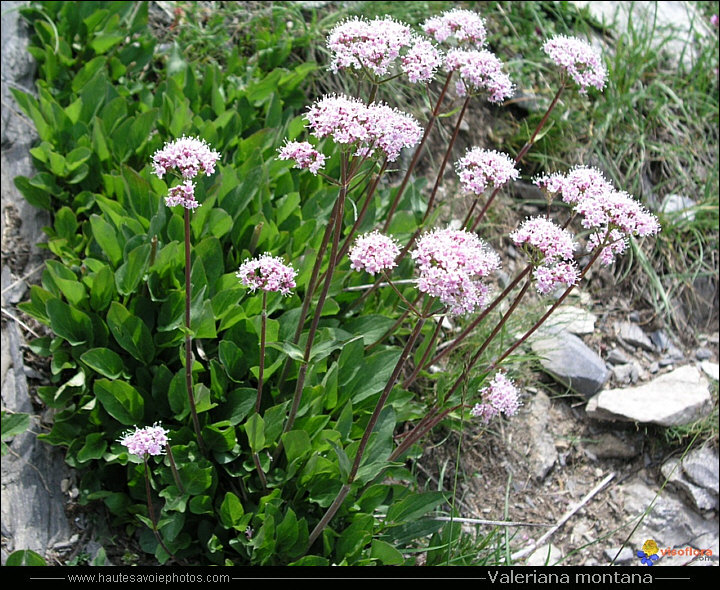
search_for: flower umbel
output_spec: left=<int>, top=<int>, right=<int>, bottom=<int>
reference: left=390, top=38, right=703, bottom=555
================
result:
left=277, top=141, right=326, bottom=175
left=422, top=9, right=487, bottom=47
left=349, top=231, right=400, bottom=275
left=411, top=228, right=501, bottom=315
left=455, top=148, right=519, bottom=195
left=543, top=35, right=607, bottom=93
left=119, top=424, right=169, bottom=457
left=237, top=254, right=297, bottom=296
left=470, top=372, right=521, bottom=423
left=152, top=135, right=221, bottom=180
left=444, top=49, right=514, bottom=102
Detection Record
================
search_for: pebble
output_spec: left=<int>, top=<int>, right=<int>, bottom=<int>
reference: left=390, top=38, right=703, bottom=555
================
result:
left=695, top=347, right=713, bottom=361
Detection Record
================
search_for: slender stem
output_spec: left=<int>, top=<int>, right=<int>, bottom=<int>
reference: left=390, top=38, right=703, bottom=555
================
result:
left=389, top=404, right=459, bottom=462
left=144, top=458, right=180, bottom=562
left=252, top=452, right=268, bottom=490
left=184, top=209, right=205, bottom=453
left=462, top=194, right=483, bottom=230
left=426, top=264, right=533, bottom=369
left=282, top=158, right=349, bottom=440
left=166, top=446, right=185, bottom=494
left=381, top=271, right=422, bottom=318
left=395, top=94, right=472, bottom=264
left=381, top=72, right=453, bottom=233
left=308, top=483, right=351, bottom=547
left=367, top=306, right=413, bottom=352
left=442, top=278, right=532, bottom=405
left=492, top=241, right=605, bottom=370
left=402, top=317, right=444, bottom=389
left=277, top=196, right=341, bottom=388
left=256, top=291, right=267, bottom=414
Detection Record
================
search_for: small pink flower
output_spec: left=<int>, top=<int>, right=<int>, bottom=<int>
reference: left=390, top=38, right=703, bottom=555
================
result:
left=401, top=37, right=443, bottom=84
left=152, top=136, right=221, bottom=180
left=532, top=260, right=580, bottom=295
left=711, top=14, right=719, bottom=28
left=165, top=180, right=200, bottom=210
left=445, top=49, right=514, bottom=102
left=455, top=148, right=519, bottom=195
left=277, top=141, right=326, bottom=175
left=349, top=231, right=400, bottom=275
left=411, top=228, right=500, bottom=315
left=119, top=424, right=169, bottom=457
left=237, top=254, right=297, bottom=296
left=422, top=9, right=487, bottom=47
left=543, top=35, right=607, bottom=93
left=327, top=16, right=413, bottom=78
left=471, top=372, right=521, bottom=423
left=510, top=217, right=577, bottom=262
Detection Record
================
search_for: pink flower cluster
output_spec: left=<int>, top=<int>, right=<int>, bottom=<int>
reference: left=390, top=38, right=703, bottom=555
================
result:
left=455, top=148, right=519, bottom=195
left=152, top=136, right=221, bottom=179
left=411, top=228, right=501, bottom=315
left=152, top=136, right=221, bottom=209
left=471, top=372, right=521, bottom=423
left=348, top=231, right=400, bottom=275
left=510, top=217, right=577, bottom=261
left=237, top=254, right=297, bottom=296
left=444, top=49, right=514, bottom=102
left=712, top=14, right=719, bottom=28
left=304, top=95, right=423, bottom=162
left=119, top=424, right=169, bottom=457
left=327, top=17, right=441, bottom=84
left=543, top=35, right=607, bottom=94
left=422, top=9, right=487, bottom=47
left=277, top=141, right=326, bottom=175
left=165, top=180, right=199, bottom=210
left=534, top=166, right=660, bottom=265
left=511, top=217, right=580, bottom=295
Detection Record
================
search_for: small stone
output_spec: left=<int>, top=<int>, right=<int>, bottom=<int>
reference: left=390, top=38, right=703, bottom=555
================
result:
left=648, top=362, right=659, bottom=374
left=629, top=311, right=641, bottom=322
left=682, top=446, right=719, bottom=495
left=660, top=193, right=697, bottom=221
left=611, top=364, right=635, bottom=384
left=699, top=361, right=719, bottom=381
left=649, top=330, right=671, bottom=352
left=604, top=546, right=635, bottom=563
left=541, top=305, right=597, bottom=336
left=526, top=543, right=562, bottom=566
left=616, top=321, right=655, bottom=352
left=585, top=432, right=639, bottom=459
left=695, top=347, right=713, bottom=361
left=607, top=348, right=631, bottom=365
left=661, top=457, right=718, bottom=512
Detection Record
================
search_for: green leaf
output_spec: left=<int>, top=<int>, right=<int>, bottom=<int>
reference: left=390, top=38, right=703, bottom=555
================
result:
left=76, top=432, right=107, bottom=462
left=107, top=302, right=155, bottom=364
left=370, top=539, right=405, bottom=565
left=219, top=492, right=245, bottom=530
left=91, top=214, right=122, bottom=266
left=6, top=549, right=46, bottom=566
left=14, top=175, right=51, bottom=210
left=46, top=298, right=93, bottom=346
left=189, top=495, right=213, bottom=515
left=180, top=463, right=213, bottom=495
left=1, top=412, right=30, bottom=442
left=94, top=379, right=145, bottom=425
left=115, top=243, right=151, bottom=296
left=335, top=514, right=374, bottom=562
left=218, top=340, right=248, bottom=382
left=213, top=388, right=255, bottom=426
left=386, top=491, right=447, bottom=525
left=80, top=348, right=124, bottom=379
left=89, top=265, right=116, bottom=312
left=343, top=315, right=397, bottom=346
left=243, top=413, right=265, bottom=452
left=202, top=421, right=236, bottom=452
left=282, top=430, right=311, bottom=465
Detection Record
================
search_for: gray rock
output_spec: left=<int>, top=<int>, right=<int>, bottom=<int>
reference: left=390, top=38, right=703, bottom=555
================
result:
left=616, top=321, right=655, bottom=352
left=604, top=546, right=635, bottom=564
left=540, top=305, right=597, bottom=336
left=611, top=363, right=640, bottom=385
left=531, top=331, right=609, bottom=397
left=660, top=194, right=697, bottom=222
left=649, top=330, right=671, bottom=352
left=619, top=478, right=719, bottom=562
left=682, top=446, right=719, bottom=495
left=509, top=391, right=557, bottom=481
left=586, top=365, right=712, bottom=426
left=661, top=457, right=718, bottom=512
left=526, top=543, right=562, bottom=566
left=695, top=347, right=713, bottom=361
left=585, top=432, right=640, bottom=460
left=699, top=361, right=719, bottom=382
left=606, top=348, right=631, bottom=365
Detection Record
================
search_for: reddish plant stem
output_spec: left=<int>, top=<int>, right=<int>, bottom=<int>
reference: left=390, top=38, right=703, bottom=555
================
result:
left=255, top=291, right=267, bottom=414
left=166, top=446, right=185, bottom=494
left=388, top=404, right=460, bottom=462
left=252, top=452, right=267, bottom=490
left=469, top=82, right=567, bottom=233
left=401, top=317, right=444, bottom=389
left=382, top=72, right=453, bottom=233
left=308, top=302, right=430, bottom=546
left=282, top=157, right=349, bottom=440
left=184, top=209, right=205, bottom=453
left=425, top=264, right=534, bottom=371
left=144, top=458, right=181, bottom=563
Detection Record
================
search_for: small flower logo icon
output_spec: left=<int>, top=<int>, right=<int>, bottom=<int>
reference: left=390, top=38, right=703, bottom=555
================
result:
left=637, top=539, right=660, bottom=566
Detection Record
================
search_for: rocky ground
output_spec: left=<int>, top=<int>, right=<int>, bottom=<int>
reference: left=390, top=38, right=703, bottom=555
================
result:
left=1, top=0, right=718, bottom=567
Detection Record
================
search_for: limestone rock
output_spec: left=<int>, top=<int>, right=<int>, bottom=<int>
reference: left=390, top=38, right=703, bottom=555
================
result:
left=540, top=305, right=597, bottom=336
left=531, top=331, right=609, bottom=397
left=586, top=365, right=712, bottom=426
left=616, top=321, right=655, bottom=352
left=661, top=457, right=718, bottom=512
